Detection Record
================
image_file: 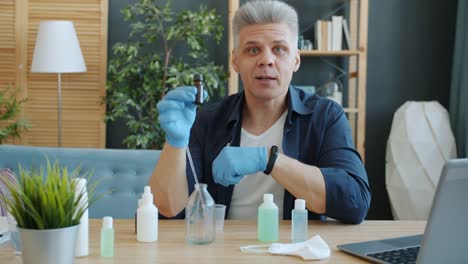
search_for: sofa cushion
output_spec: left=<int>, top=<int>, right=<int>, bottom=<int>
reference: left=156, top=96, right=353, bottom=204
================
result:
left=0, top=145, right=161, bottom=219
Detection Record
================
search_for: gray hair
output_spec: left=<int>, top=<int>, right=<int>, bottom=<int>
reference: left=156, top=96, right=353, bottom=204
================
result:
left=232, top=0, right=299, bottom=49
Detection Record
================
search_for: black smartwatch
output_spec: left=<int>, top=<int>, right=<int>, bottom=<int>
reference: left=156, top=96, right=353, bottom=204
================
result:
left=264, top=145, right=279, bottom=175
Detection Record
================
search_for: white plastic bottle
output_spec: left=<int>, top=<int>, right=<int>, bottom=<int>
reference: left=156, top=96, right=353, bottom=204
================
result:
left=291, top=199, right=308, bottom=243
left=74, top=178, right=89, bottom=257
left=137, top=186, right=158, bottom=242
left=135, top=198, right=142, bottom=234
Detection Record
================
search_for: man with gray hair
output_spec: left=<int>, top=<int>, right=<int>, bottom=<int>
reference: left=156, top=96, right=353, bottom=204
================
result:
left=150, top=0, right=371, bottom=224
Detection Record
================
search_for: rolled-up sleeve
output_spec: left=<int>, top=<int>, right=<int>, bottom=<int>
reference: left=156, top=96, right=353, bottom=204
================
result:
left=318, top=105, right=371, bottom=224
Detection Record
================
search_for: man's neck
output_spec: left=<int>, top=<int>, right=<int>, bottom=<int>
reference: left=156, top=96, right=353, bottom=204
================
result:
left=242, top=94, right=288, bottom=136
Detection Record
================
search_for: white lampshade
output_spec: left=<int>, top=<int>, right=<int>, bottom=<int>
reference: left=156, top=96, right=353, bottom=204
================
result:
left=386, top=101, right=457, bottom=220
left=31, top=20, right=86, bottom=73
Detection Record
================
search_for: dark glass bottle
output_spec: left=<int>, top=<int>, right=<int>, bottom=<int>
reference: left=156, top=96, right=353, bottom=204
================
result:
left=193, top=74, right=204, bottom=105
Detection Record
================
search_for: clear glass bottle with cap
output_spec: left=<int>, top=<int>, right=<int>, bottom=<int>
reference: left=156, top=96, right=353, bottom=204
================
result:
left=185, top=183, right=215, bottom=244
left=291, top=198, right=308, bottom=242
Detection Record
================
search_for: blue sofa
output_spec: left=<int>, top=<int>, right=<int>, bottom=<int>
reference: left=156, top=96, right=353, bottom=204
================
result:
left=0, top=145, right=161, bottom=219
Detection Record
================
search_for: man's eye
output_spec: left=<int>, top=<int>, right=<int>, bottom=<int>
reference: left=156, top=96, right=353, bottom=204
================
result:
left=248, top=47, right=260, bottom=54
left=274, top=46, right=286, bottom=53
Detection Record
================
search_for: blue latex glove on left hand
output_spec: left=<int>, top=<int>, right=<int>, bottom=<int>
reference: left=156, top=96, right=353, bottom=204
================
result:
left=212, top=146, right=268, bottom=186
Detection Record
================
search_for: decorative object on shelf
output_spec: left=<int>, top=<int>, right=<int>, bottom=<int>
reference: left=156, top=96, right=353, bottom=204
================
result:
left=105, top=0, right=227, bottom=149
left=31, top=20, right=86, bottom=147
left=0, top=86, right=30, bottom=144
left=295, top=86, right=316, bottom=95
left=0, top=160, right=103, bottom=264
left=316, top=77, right=343, bottom=106
left=386, top=101, right=457, bottom=220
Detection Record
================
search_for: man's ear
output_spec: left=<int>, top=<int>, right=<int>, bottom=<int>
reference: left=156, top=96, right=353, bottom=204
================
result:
left=293, top=49, right=301, bottom=72
left=232, top=49, right=239, bottom=73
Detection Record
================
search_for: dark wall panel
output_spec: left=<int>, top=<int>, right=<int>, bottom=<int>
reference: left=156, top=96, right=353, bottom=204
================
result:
left=366, top=0, right=457, bottom=219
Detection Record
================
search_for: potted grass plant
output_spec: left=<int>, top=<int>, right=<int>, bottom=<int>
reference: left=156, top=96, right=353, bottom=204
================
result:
left=0, top=160, right=101, bottom=264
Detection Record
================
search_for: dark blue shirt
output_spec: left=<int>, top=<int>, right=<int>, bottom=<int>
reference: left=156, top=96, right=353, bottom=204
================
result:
left=186, top=86, right=371, bottom=224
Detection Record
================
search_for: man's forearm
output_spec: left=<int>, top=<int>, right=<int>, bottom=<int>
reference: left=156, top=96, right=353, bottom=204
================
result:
left=270, top=153, right=326, bottom=214
left=149, top=143, right=188, bottom=217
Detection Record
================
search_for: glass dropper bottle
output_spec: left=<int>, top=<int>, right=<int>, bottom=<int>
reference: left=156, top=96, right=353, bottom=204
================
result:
left=193, top=74, right=204, bottom=105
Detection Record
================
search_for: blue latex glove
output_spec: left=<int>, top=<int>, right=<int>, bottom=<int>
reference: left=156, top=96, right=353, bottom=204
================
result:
left=212, top=146, right=268, bottom=186
left=157, top=86, right=207, bottom=148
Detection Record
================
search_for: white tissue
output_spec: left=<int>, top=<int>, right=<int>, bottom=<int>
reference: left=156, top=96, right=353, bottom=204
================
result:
left=240, top=235, right=330, bottom=260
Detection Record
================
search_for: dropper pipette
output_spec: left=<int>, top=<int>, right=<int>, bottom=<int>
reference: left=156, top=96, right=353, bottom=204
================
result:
left=186, top=146, right=199, bottom=186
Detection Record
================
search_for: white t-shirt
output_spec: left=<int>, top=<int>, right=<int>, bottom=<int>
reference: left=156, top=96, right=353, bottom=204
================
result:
left=228, top=111, right=287, bottom=220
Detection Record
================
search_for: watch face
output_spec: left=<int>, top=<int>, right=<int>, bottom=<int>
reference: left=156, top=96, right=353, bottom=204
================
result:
left=271, top=145, right=279, bottom=153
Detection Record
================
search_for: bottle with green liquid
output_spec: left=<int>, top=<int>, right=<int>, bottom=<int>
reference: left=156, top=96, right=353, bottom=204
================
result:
left=258, top=193, right=279, bottom=242
left=100, top=216, right=114, bottom=258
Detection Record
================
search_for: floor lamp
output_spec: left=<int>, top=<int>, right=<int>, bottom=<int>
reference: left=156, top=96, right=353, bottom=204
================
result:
left=31, top=21, right=86, bottom=147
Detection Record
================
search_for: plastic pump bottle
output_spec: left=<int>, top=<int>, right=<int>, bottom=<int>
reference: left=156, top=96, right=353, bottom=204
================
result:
left=258, top=193, right=279, bottom=242
left=74, top=178, right=89, bottom=257
left=137, top=186, right=158, bottom=242
left=100, top=216, right=114, bottom=258
left=291, top=199, right=308, bottom=243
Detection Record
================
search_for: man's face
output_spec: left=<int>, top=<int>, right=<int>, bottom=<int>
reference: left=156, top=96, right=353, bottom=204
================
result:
left=232, top=23, right=300, bottom=102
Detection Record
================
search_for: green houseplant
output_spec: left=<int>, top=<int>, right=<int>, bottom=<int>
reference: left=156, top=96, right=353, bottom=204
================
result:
left=0, top=160, right=102, bottom=264
left=0, top=86, right=30, bottom=144
left=105, top=0, right=228, bottom=149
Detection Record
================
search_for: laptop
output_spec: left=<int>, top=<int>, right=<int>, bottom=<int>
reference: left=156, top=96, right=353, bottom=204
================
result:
left=337, top=158, right=468, bottom=264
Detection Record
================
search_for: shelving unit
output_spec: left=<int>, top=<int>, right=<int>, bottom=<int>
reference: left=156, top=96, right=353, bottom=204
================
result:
left=227, top=0, right=368, bottom=160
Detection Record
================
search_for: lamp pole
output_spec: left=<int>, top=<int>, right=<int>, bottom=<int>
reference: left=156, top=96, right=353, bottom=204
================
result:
left=31, top=20, right=86, bottom=147
left=57, top=73, right=62, bottom=147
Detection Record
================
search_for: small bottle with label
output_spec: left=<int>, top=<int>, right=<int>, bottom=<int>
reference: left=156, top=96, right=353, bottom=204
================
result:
left=100, top=216, right=114, bottom=258
left=291, top=199, right=308, bottom=243
left=137, top=186, right=158, bottom=242
left=258, top=193, right=279, bottom=242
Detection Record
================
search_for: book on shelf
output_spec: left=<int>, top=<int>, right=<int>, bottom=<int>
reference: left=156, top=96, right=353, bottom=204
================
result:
left=321, top=20, right=327, bottom=51
left=331, top=16, right=343, bottom=51
left=342, top=19, right=351, bottom=50
left=314, top=20, right=322, bottom=50
left=314, top=16, right=346, bottom=51
left=326, top=21, right=332, bottom=51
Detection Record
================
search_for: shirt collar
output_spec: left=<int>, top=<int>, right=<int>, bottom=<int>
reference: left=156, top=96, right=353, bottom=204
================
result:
left=226, top=92, right=244, bottom=128
left=288, top=85, right=315, bottom=115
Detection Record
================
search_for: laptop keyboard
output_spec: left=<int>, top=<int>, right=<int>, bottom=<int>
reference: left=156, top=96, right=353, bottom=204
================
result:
left=366, top=246, right=420, bottom=264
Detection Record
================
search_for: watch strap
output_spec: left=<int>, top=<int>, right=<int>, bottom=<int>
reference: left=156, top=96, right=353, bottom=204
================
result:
left=263, top=145, right=279, bottom=175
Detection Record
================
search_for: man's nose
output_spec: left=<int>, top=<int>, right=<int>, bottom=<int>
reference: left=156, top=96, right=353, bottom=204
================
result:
left=257, top=51, right=275, bottom=67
